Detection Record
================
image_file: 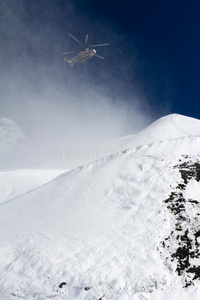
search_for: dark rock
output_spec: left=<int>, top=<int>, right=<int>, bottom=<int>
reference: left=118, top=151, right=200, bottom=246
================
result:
left=160, top=157, right=200, bottom=287
left=58, top=282, right=67, bottom=288
left=84, top=286, right=92, bottom=291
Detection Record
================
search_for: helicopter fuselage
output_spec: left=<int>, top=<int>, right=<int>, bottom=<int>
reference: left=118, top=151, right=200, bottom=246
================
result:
left=65, top=48, right=96, bottom=66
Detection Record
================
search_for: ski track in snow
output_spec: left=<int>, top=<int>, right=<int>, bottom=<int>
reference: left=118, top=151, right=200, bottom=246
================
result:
left=1, top=114, right=200, bottom=299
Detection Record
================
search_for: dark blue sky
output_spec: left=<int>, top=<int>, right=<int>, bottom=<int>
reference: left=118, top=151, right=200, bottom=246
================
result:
left=74, top=0, right=200, bottom=119
left=1, top=0, right=200, bottom=130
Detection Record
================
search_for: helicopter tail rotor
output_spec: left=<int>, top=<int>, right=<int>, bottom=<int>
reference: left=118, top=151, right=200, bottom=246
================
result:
left=64, top=56, right=75, bottom=66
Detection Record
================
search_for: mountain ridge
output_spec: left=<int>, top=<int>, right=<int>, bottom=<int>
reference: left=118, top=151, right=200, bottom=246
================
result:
left=114, top=113, right=200, bottom=152
left=1, top=113, right=200, bottom=299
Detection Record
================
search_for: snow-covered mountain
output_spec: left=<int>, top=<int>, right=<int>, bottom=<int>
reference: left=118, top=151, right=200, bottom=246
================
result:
left=1, top=114, right=200, bottom=300
left=0, top=117, right=29, bottom=169
left=0, top=117, right=28, bottom=153
left=113, top=113, right=200, bottom=151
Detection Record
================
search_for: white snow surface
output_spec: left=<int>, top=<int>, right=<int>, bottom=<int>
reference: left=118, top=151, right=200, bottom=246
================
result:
left=114, top=113, right=200, bottom=151
left=0, top=169, right=67, bottom=204
left=1, top=114, right=200, bottom=299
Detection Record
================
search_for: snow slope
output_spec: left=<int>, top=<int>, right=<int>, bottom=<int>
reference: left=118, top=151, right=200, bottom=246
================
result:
left=0, top=169, right=66, bottom=204
left=44, top=114, right=200, bottom=169
left=113, top=113, right=200, bottom=151
left=1, top=114, right=200, bottom=299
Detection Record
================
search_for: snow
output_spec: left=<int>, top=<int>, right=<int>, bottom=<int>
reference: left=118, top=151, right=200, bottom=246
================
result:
left=184, top=178, right=200, bottom=201
left=0, top=169, right=67, bottom=204
left=113, top=114, right=200, bottom=151
left=1, top=114, right=200, bottom=299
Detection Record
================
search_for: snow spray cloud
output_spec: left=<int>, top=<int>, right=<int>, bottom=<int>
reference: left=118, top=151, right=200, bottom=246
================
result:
left=0, top=0, right=153, bottom=167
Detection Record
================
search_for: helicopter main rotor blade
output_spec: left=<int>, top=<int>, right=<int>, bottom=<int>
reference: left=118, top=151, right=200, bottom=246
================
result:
left=95, top=54, right=105, bottom=59
left=68, top=33, right=84, bottom=46
left=62, top=50, right=79, bottom=54
left=89, top=43, right=109, bottom=47
left=84, top=34, right=88, bottom=48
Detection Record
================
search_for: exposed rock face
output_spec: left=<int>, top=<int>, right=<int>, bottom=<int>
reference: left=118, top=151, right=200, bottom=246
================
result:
left=161, top=156, right=200, bottom=287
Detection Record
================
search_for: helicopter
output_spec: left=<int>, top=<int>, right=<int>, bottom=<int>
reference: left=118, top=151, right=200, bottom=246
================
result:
left=63, top=33, right=109, bottom=66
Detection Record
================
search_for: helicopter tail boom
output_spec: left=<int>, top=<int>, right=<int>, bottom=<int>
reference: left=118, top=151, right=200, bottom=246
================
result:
left=64, top=56, right=75, bottom=66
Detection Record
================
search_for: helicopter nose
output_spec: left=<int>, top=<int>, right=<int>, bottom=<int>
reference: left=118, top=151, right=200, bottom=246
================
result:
left=93, top=49, right=96, bottom=54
